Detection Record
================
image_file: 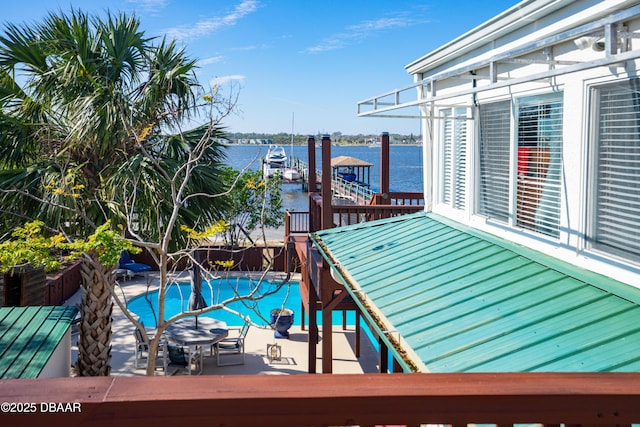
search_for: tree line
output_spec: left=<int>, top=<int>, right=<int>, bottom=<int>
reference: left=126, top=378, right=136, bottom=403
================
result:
left=226, top=132, right=421, bottom=145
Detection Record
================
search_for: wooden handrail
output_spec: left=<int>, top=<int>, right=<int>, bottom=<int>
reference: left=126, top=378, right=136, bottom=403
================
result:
left=2, top=373, right=639, bottom=426
left=333, top=204, right=423, bottom=227
left=371, top=192, right=425, bottom=206
left=284, top=211, right=310, bottom=234
left=286, top=193, right=425, bottom=235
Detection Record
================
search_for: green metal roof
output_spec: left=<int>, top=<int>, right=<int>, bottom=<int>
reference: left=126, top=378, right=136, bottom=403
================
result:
left=312, top=212, right=640, bottom=373
left=0, top=305, right=77, bottom=379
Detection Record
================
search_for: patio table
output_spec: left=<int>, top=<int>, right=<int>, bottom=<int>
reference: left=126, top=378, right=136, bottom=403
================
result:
left=165, top=317, right=228, bottom=355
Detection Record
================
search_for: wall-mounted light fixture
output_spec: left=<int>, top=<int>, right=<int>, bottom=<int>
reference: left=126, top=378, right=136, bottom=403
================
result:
left=574, top=24, right=635, bottom=53
left=591, top=38, right=607, bottom=52
left=574, top=35, right=600, bottom=51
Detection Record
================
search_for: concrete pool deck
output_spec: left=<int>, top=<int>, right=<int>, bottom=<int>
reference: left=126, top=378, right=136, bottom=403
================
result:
left=66, top=271, right=380, bottom=376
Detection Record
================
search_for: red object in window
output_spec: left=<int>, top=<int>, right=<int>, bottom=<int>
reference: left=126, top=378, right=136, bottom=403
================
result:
left=518, top=146, right=532, bottom=177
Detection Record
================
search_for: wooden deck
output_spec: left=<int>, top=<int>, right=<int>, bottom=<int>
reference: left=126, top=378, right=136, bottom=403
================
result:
left=3, top=373, right=640, bottom=426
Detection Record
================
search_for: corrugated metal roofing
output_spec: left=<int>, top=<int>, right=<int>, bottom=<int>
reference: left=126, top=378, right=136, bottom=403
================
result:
left=0, top=305, right=77, bottom=378
left=312, top=212, right=640, bottom=373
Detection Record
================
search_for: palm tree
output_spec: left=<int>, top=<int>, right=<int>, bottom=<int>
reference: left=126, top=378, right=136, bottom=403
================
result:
left=0, top=9, right=230, bottom=375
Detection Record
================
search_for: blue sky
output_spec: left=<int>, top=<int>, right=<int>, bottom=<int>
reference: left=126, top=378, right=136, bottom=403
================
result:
left=3, top=0, right=519, bottom=135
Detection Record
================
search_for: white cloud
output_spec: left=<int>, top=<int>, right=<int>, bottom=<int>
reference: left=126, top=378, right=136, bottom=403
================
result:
left=165, top=0, right=259, bottom=41
left=230, top=45, right=260, bottom=52
left=349, top=17, right=413, bottom=33
left=199, top=56, right=224, bottom=66
left=305, top=15, right=425, bottom=54
left=127, top=0, right=168, bottom=12
left=210, top=75, right=245, bottom=87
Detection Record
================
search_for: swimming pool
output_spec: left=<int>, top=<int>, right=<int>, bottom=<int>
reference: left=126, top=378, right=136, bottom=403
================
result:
left=127, top=276, right=357, bottom=327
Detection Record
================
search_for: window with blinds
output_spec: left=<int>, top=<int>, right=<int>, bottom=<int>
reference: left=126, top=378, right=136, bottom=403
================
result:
left=478, top=101, right=511, bottom=223
left=589, top=79, right=640, bottom=262
left=440, top=108, right=467, bottom=209
left=516, top=94, right=563, bottom=237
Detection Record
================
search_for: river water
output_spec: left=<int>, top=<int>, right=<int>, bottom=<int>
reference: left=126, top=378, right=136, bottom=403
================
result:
left=222, top=144, right=424, bottom=213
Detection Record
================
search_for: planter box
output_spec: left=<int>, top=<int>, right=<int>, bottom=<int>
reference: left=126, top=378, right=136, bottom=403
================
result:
left=45, top=260, right=83, bottom=306
left=3, top=264, right=46, bottom=306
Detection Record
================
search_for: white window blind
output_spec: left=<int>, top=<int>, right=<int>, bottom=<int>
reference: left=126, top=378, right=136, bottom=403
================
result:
left=441, top=109, right=453, bottom=205
left=454, top=109, right=467, bottom=210
left=478, top=101, right=511, bottom=222
left=516, top=95, right=563, bottom=237
left=590, top=79, right=640, bottom=262
left=440, top=108, right=467, bottom=209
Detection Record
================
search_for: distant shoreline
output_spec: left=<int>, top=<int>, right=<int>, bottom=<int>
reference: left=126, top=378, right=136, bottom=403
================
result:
left=225, top=143, right=422, bottom=147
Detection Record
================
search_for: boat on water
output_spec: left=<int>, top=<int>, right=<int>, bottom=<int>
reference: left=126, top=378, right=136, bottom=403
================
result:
left=367, top=138, right=380, bottom=148
left=265, top=145, right=287, bottom=165
left=337, top=167, right=357, bottom=182
left=281, top=113, right=301, bottom=181
left=282, top=167, right=300, bottom=181
left=263, top=145, right=287, bottom=178
left=263, top=115, right=303, bottom=181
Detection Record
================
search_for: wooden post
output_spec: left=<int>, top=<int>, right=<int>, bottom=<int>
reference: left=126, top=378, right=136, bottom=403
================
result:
left=308, top=283, right=318, bottom=374
left=380, top=132, right=390, bottom=197
left=321, top=135, right=332, bottom=230
left=355, top=314, right=361, bottom=358
left=307, top=136, right=316, bottom=193
left=307, top=243, right=319, bottom=374
left=321, top=269, right=338, bottom=374
left=379, top=337, right=389, bottom=374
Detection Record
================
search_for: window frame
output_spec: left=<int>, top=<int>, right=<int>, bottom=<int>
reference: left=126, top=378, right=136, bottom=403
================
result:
left=514, top=93, right=564, bottom=238
left=438, top=107, right=468, bottom=211
left=476, top=99, right=513, bottom=225
left=475, top=92, right=564, bottom=239
left=585, top=77, right=640, bottom=264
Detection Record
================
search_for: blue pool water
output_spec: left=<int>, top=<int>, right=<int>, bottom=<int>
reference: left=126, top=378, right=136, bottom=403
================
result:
left=127, top=277, right=357, bottom=327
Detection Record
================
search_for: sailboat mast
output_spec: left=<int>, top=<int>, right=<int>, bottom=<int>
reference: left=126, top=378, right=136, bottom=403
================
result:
left=290, top=112, right=294, bottom=163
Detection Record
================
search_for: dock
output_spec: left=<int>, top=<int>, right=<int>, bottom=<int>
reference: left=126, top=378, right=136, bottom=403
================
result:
left=290, top=156, right=376, bottom=205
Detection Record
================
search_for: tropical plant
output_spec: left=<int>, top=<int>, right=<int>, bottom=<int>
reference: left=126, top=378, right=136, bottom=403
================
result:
left=0, top=221, right=65, bottom=273
left=0, top=9, right=232, bottom=376
left=0, top=220, right=138, bottom=376
left=219, top=166, right=284, bottom=246
left=63, top=222, right=141, bottom=376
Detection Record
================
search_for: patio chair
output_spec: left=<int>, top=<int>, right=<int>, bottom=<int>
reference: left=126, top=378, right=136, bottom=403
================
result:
left=163, top=342, right=202, bottom=375
left=119, top=250, right=152, bottom=278
left=215, top=317, right=251, bottom=366
left=133, top=327, right=164, bottom=370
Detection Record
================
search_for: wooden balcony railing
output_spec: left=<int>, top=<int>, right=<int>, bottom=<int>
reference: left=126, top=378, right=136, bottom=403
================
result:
left=333, top=203, right=424, bottom=227
left=285, top=192, right=425, bottom=237
left=284, top=210, right=310, bottom=235
left=331, top=176, right=377, bottom=204
left=370, top=192, right=425, bottom=206
left=2, top=373, right=639, bottom=426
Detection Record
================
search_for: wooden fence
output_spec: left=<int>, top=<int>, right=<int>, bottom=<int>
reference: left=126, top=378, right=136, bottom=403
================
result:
left=2, top=244, right=287, bottom=308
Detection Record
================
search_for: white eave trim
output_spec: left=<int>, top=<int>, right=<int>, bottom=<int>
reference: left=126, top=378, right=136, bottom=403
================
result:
left=358, top=2, right=640, bottom=118
left=405, top=0, right=566, bottom=75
